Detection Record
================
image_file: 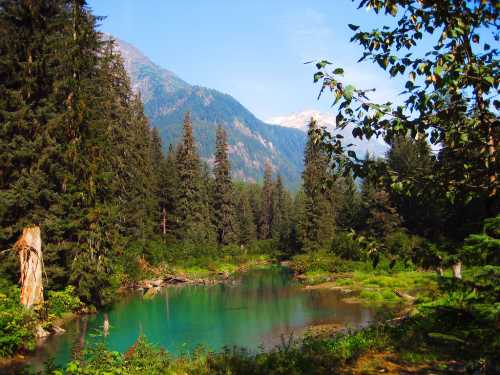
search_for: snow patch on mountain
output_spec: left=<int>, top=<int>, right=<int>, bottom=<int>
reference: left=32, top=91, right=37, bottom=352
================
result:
left=267, top=110, right=389, bottom=157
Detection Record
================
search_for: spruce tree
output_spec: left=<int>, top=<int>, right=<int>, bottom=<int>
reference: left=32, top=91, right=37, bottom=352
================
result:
left=236, top=189, right=258, bottom=246
left=271, top=175, right=292, bottom=248
left=213, top=126, right=236, bottom=245
left=175, top=112, right=213, bottom=243
left=159, top=144, right=180, bottom=239
left=259, top=163, right=274, bottom=240
left=301, top=118, right=335, bottom=250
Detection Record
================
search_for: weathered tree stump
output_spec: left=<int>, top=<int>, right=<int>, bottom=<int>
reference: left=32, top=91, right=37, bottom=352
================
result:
left=16, top=226, right=44, bottom=308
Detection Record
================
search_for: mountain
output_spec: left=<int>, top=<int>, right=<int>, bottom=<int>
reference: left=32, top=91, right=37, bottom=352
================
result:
left=113, top=37, right=306, bottom=188
left=267, top=110, right=388, bottom=158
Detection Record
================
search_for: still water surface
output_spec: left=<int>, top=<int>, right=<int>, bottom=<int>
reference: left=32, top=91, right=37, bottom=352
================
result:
left=20, top=266, right=375, bottom=370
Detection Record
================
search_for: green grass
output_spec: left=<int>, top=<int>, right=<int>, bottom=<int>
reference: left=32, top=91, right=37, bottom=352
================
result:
left=334, top=270, right=438, bottom=305
left=302, top=270, right=331, bottom=284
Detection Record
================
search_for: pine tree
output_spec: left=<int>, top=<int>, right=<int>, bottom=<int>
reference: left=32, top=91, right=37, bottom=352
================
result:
left=386, top=135, right=439, bottom=237
left=301, top=118, right=336, bottom=250
left=175, top=112, right=213, bottom=243
left=259, top=163, right=274, bottom=240
left=213, top=126, right=236, bottom=245
left=159, top=144, right=180, bottom=239
left=271, top=175, right=292, bottom=248
left=334, top=174, right=362, bottom=231
left=236, top=189, right=258, bottom=246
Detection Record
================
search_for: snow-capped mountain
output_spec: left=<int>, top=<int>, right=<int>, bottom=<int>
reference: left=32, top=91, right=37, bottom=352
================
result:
left=267, top=110, right=336, bottom=132
left=267, top=110, right=388, bottom=157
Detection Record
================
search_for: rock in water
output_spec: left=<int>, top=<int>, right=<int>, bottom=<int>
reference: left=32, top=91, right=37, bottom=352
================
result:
left=52, top=325, right=66, bottom=335
left=36, top=325, right=50, bottom=338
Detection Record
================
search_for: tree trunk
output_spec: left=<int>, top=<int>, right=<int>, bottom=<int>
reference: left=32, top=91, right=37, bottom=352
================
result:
left=452, top=262, right=462, bottom=279
left=16, top=226, right=44, bottom=309
left=103, top=313, right=110, bottom=336
left=162, top=208, right=167, bottom=236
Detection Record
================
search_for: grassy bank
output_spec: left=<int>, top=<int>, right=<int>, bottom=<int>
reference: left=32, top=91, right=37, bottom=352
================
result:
left=290, top=251, right=439, bottom=306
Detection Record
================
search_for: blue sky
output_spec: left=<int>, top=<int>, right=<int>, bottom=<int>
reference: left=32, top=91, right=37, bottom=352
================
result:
left=87, top=0, right=404, bottom=120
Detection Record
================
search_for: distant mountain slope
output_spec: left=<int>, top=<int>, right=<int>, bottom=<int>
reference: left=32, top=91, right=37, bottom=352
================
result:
left=267, top=110, right=388, bottom=158
left=114, top=38, right=306, bottom=188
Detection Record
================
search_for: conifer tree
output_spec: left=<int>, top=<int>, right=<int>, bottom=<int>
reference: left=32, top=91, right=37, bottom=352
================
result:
left=236, top=189, right=258, bottom=246
left=271, top=175, right=292, bottom=247
left=259, top=163, right=274, bottom=240
left=213, top=126, right=236, bottom=245
left=301, top=119, right=335, bottom=250
left=159, top=144, right=180, bottom=239
left=175, top=112, right=213, bottom=243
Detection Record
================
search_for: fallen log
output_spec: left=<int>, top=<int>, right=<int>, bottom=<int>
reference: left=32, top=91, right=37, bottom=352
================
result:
left=163, top=274, right=192, bottom=284
left=393, top=289, right=416, bottom=302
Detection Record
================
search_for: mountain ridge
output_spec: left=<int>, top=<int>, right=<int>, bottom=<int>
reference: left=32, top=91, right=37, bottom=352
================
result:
left=112, top=36, right=306, bottom=188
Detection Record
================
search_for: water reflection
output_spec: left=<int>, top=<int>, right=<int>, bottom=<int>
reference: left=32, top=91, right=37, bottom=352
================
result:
left=12, top=266, right=375, bottom=372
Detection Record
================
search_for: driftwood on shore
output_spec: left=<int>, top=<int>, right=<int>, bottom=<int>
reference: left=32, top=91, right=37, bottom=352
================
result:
left=133, top=273, right=222, bottom=291
left=393, top=289, right=416, bottom=302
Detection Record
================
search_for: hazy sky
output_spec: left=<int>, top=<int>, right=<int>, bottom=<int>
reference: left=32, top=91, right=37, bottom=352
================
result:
left=87, top=0, right=406, bottom=120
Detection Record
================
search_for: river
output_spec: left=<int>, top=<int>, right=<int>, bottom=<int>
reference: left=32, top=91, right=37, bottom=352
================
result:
left=10, top=266, right=375, bottom=372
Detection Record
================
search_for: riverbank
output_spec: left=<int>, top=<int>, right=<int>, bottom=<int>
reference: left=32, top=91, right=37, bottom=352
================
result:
left=122, top=254, right=274, bottom=291
left=288, top=253, right=439, bottom=308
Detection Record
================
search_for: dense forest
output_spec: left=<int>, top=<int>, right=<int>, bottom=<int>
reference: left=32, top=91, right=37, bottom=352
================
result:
left=0, top=0, right=499, bottom=374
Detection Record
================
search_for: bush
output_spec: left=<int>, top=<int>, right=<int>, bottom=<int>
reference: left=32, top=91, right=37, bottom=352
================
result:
left=384, top=230, right=423, bottom=267
left=330, top=231, right=364, bottom=261
left=291, top=251, right=353, bottom=274
left=0, top=279, right=36, bottom=357
left=461, top=215, right=500, bottom=266
left=47, top=285, right=84, bottom=317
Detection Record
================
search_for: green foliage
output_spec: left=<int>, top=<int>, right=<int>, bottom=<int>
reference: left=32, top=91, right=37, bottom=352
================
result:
left=291, top=251, right=352, bottom=274
left=50, top=328, right=386, bottom=375
left=0, top=280, right=36, bottom=357
left=312, top=0, right=499, bottom=251
left=461, top=215, right=500, bottom=266
left=384, top=230, right=423, bottom=267
left=301, top=119, right=336, bottom=250
left=330, top=231, right=363, bottom=261
left=213, top=125, right=237, bottom=245
left=47, top=286, right=84, bottom=317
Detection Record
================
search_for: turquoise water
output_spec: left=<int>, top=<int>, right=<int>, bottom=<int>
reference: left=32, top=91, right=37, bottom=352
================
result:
left=19, top=266, right=375, bottom=370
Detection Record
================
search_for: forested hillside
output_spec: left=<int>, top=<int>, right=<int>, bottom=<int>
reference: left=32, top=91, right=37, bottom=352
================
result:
left=115, top=38, right=306, bottom=188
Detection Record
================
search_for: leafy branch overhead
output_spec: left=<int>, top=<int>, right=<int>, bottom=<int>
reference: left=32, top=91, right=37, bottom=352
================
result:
left=313, top=0, right=499, bottom=206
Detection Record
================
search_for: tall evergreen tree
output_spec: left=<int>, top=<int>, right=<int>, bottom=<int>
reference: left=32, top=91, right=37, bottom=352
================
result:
left=259, top=162, right=274, bottom=240
left=175, top=112, right=212, bottom=243
left=386, top=135, right=440, bottom=237
left=213, top=126, right=236, bottom=245
left=271, top=175, right=292, bottom=248
left=301, top=119, right=335, bottom=250
left=159, top=144, right=180, bottom=239
left=236, top=188, right=257, bottom=246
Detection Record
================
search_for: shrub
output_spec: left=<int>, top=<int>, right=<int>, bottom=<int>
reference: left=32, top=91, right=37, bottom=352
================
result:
left=47, top=285, right=84, bottom=317
left=291, top=251, right=352, bottom=274
left=330, top=231, right=363, bottom=261
left=461, top=215, right=500, bottom=266
left=0, top=280, right=36, bottom=357
left=384, top=230, right=423, bottom=267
